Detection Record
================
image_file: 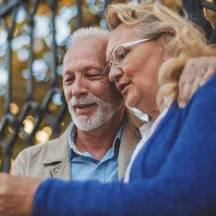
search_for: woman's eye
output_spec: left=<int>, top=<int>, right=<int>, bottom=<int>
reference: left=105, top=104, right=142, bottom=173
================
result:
left=118, top=53, right=125, bottom=60
left=115, top=46, right=126, bottom=62
left=124, top=50, right=130, bottom=57
left=116, top=49, right=125, bottom=59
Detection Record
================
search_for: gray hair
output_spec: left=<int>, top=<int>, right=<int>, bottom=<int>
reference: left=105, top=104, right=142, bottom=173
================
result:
left=70, top=27, right=110, bottom=46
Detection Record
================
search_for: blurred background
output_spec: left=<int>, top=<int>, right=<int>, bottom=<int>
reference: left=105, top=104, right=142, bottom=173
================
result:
left=0, top=0, right=215, bottom=172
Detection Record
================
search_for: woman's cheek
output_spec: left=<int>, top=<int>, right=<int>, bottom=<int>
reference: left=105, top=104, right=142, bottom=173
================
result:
left=126, top=89, right=141, bottom=108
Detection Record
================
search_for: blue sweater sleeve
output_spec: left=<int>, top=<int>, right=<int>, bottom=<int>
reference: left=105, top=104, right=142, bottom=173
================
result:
left=33, top=75, right=216, bottom=216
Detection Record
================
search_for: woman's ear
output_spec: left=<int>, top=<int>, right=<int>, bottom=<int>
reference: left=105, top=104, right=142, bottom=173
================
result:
left=158, top=35, right=169, bottom=62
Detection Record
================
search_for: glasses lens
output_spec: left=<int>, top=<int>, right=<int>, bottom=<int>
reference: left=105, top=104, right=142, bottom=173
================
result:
left=113, top=46, right=125, bottom=68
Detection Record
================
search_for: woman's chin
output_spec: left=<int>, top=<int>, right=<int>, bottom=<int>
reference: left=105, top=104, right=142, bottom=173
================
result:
left=125, top=98, right=139, bottom=110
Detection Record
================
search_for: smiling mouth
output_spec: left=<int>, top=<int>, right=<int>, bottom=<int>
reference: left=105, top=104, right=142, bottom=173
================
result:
left=74, top=103, right=96, bottom=109
left=117, top=83, right=130, bottom=94
left=73, top=103, right=97, bottom=115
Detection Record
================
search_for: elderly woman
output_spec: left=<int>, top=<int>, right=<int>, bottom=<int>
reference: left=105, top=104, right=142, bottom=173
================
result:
left=106, top=3, right=216, bottom=118
left=1, top=3, right=216, bottom=216
left=105, top=2, right=216, bottom=183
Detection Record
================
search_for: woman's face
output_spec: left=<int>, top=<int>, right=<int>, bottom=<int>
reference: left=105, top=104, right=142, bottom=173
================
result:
left=106, top=23, right=164, bottom=119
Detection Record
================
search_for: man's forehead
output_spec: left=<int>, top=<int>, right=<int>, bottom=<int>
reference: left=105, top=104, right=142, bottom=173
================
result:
left=64, top=49, right=92, bottom=63
left=64, top=39, right=107, bottom=63
left=63, top=51, right=106, bottom=74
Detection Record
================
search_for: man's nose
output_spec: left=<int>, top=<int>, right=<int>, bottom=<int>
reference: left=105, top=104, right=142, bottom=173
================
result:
left=71, top=77, right=88, bottom=97
left=109, top=66, right=123, bottom=82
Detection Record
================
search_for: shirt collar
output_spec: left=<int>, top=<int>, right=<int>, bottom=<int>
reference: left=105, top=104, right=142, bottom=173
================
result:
left=139, top=108, right=169, bottom=139
left=68, top=113, right=126, bottom=160
left=112, top=114, right=126, bottom=151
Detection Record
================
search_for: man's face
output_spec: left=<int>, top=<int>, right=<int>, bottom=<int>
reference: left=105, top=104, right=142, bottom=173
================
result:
left=63, top=36, right=123, bottom=131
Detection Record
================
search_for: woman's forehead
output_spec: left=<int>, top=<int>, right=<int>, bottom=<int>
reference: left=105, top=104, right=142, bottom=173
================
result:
left=112, top=24, right=139, bottom=43
left=106, top=24, right=140, bottom=58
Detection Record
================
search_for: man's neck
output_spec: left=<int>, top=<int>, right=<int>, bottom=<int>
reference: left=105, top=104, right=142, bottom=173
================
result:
left=74, top=106, right=125, bottom=160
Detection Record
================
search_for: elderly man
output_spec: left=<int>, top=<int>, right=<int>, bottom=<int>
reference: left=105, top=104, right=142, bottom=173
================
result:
left=12, top=27, right=143, bottom=182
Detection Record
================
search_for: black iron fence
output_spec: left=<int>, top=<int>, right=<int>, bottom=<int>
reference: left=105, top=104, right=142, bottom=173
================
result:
left=0, top=0, right=215, bottom=173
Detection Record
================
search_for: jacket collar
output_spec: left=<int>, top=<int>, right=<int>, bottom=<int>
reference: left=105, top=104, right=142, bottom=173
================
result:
left=118, top=107, right=144, bottom=179
left=42, top=108, right=144, bottom=180
left=42, top=125, right=71, bottom=165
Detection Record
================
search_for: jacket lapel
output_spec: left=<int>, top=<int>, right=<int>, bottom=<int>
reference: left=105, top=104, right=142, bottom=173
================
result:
left=50, top=161, right=71, bottom=180
left=118, top=108, right=144, bottom=179
left=43, top=125, right=71, bottom=180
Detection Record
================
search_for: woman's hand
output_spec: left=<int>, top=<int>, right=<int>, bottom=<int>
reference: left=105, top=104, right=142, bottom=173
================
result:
left=178, top=57, right=216, bottom=108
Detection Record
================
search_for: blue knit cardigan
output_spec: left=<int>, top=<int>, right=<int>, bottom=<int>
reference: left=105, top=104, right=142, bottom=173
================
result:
left=33, top=75, right=216, bottom=216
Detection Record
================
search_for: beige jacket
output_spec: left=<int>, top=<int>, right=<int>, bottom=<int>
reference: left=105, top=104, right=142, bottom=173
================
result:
left=12, top=109, right=144, bottom=180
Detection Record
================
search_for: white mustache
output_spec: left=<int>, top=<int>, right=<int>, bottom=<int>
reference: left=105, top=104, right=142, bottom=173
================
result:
left=70, top=95, right=99, bottom=106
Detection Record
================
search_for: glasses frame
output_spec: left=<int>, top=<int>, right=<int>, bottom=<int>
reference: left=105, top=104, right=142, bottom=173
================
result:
left=112, top=38, right=153, bottom=68
left=104, top=38, right=153, bottom=76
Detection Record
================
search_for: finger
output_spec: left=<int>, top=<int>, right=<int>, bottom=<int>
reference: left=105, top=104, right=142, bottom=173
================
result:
left=178, top=74, right=187, bottom=105
left=178, top=77, right=186, bottom=105
left=188, top=76, right=202, bottom=101
left=178, top=60, right=194, bottom=104
left=178, top=59, right=194, bottom=87
left=200, top=68, right=216, bottom=86
left=178, top=72, right=196, bottom=107
left=178, top=81, right=185, bottom=107
left=178, top=79, right=192, bottom=108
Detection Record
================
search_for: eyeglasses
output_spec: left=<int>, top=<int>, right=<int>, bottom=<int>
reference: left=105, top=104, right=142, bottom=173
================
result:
left=104, top=38, right=153, bottom=75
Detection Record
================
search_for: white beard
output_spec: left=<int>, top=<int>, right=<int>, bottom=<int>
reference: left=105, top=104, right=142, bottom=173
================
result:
left=68, top=93, right=123, bottom=131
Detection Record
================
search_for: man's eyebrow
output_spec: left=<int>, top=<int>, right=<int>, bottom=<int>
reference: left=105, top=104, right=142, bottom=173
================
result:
left=63, top=64, right=105, bottom=75
left=63, top=70, right=74, bottom=76
left=82, top=64, right=105, bottom=73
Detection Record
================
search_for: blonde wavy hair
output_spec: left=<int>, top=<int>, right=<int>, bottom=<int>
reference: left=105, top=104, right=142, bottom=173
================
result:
left=106, top=2, right=216, bottom=111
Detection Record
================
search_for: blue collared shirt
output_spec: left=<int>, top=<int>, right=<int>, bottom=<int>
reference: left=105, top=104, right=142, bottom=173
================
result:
left=68, top=120, right=125, bottom=183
